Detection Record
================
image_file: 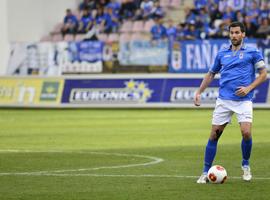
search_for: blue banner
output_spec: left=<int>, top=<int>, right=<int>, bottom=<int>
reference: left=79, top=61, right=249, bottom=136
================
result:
left=257, top=39, right=270, bottom=71
left=69, top=41, right=104, bottom=63
left=119, top=41, right=168, bottom=66
left=163, top=78, right=269, bottom=103
left=62, top=78, right=269, bottom=104
left=62, top=79, right=163, bottom=103
left=169, top=39, right=258, bottom=73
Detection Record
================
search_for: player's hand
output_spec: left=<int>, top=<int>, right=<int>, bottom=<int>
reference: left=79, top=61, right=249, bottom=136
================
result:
left=235, top=86, right=251, bottom=97
left=194, top=92, right=201, bottom=106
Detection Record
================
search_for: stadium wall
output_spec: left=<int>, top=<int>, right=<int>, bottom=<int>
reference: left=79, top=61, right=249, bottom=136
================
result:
left=0, top=74, right=269, bottom=108
left=7, top=0, right=78, bottom=42
left=0, top=0, right=80, bottom=75
left=0, top=0, right=9, bottom=75
left=1, top=0, right=80, bottom=74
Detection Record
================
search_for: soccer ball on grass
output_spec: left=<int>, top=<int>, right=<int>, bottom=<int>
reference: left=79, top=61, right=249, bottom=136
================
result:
left=207, top=165, right=227, bottom=184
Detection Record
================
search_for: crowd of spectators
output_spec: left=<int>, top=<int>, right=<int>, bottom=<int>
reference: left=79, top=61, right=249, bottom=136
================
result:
left=177, top=0, right=270, bottom=40
left=61, top=0, right=166, bottom=39
left=59, top=0, right=270, bottom=42
left=148, top=0, right=269, bottom=41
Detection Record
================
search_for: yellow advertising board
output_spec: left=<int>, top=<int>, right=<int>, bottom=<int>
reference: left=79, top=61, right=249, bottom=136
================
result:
left=0, top=78, right=64, bottom=106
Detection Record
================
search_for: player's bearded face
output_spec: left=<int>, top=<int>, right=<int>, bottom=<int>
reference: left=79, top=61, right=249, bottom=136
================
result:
left=229, top=27, right=245, bottom=47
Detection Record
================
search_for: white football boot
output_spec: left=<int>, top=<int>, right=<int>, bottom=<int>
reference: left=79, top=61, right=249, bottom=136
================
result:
left=196, top=172, right=208, bottom=184
left=242, top=165, right=252, bottom=181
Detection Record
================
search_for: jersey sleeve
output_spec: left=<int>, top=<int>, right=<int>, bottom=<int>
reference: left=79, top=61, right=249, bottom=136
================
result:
left=253, top=49, right=265, bottom=70
left=209, top=52, right=221, bottom=73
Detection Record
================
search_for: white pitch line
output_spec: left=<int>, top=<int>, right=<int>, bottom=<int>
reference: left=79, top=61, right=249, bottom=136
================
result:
left=0, top=149, right=164, bottom=175
left=1, top=150, right=270, bottom=180
left=0, top=173, right=270, bottom=180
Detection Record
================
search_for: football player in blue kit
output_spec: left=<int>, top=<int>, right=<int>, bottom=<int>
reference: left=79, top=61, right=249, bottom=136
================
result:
left=194, top=21, right=267, bottom=183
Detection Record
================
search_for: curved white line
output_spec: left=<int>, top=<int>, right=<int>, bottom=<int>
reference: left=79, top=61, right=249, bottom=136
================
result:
left=0, top=149, right=164, bottom=175
left=1, top=150, right=269, bottom=181
left=0, top=173, right=270, bottom=181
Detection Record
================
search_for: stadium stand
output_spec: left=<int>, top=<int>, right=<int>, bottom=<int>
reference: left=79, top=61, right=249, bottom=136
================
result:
left=41, top=0, right=269, bottom=43
left=40, top=35, right=52, bottom=42
left=75, top=34, right=87, bottom=41
left=107, top=33, right=120, bottom=42
left=22, top=0, right=267, bottom=75
left=132, top=20, right=145, bottom=32
left=120, top=20, right=133, bottom=32
left=97, top=33, right=108, bottom=42
left=64, top=34, right=75, bottom=42
left=143, top=19, right=155, bottom=32
left=51, top=34, right=63, bottom=42
left=119, top=32, right=131, bottom=41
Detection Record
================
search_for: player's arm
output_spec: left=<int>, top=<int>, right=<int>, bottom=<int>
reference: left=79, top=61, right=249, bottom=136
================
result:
left=236, top=59, right=267, bottom=97
left=194, top=72, right=216, bottom=106
left=235, top=68, right=267, bottom=97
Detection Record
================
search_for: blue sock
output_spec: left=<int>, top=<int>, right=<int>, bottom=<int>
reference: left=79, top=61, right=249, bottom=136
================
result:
left=241, top=138, right=252, bottom=166
left=203, top=139, right=218, bottom=173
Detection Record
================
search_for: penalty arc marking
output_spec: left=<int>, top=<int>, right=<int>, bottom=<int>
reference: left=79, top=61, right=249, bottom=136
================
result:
left=0, top=149, right=164, bottom=175
left=0, top=150, right=270, bottom=180
left=1, top=173, right=270, bottom=180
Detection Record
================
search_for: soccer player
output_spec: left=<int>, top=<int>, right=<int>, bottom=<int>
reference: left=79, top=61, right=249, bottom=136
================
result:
left=194, top=21, right=267, bottom=183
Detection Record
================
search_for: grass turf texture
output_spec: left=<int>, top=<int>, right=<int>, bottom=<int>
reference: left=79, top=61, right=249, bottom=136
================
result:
left=0, top=109, right=269, bottom=200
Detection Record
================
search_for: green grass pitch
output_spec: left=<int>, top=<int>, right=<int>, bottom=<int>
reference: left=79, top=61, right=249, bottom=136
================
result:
left=0, top=109, right=270, bottom=200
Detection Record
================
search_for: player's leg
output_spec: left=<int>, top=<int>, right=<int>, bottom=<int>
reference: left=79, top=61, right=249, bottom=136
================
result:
left=197, top=98, right=232, bottom=184
left=197, top=124, right=227, bottom=184
left=204, top=124, right=227, bottom=172
left=236, top=100, right=253, bottom=181
left=240, top=122, right=252, bottom=181
left=240, top=122, right=252, bottom=166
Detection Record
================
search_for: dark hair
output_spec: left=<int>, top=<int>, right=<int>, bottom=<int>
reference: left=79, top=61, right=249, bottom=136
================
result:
left=229, top=21, right=246, bottom=33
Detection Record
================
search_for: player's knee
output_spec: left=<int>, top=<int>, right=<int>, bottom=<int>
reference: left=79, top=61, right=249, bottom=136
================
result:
left=210, top=129, right=223, bottom=141
left=242, top=130, right=251, bottom=140
left=241, top=129, right=251, bottom=140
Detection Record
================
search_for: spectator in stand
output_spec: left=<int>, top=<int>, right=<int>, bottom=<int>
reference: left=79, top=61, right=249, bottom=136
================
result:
left=79, top=0, right=96, bottom=11
left=175, top=22, right=186, bottom=41
left=140, top=0, right=155, bottom=20
left=200, top=22, right=217, bottom=39
left=208, top=0, right=222, bottom=24
left=227, top=0, right=245, bottom=11
left=244, top=0, right=260, bottom=13
left=218, top=0, right=228, bottom=13
left=119, top=0, right=138, bottom=20
left=95, top=6, right=106, bottom=32
left=197, top=7, right=211, bottom=27
left=256, top=18, right=270, bottom=38
left=134, top=0, right=142, bottom=8
left=243, top=16, right=258, bottom=38
left=61, top=9, right=78, bottom=36
left=235, top=10, right=245, bottom=23
left=259, top=2, right=270, bottom=24
left=78, top=8, right=94, bottom=33
left=106, top=0, right=121, bottom=15
left=96, top=0, right=110, bottom=8
left=103, top=7, right=120, bottom=33
left=150, top=17, right=167, bottom=40
left=183, top=21, right=201, bottom=40
left=245, top=0, right=260, bottom=27
left=213, top=23, right=229, bottom=38
left=194, top=0, right=208, bottom=10
left=84, top=21, right=99, bottom=41
left=208, top=1, right=222, bottom=24
left=166, top=19, right=177, bottom=41
left=221, top=6, right=235, bottom=25
left=152, top=1, right=166, bottom=19
left=184, top=7, right=197, bottom=24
